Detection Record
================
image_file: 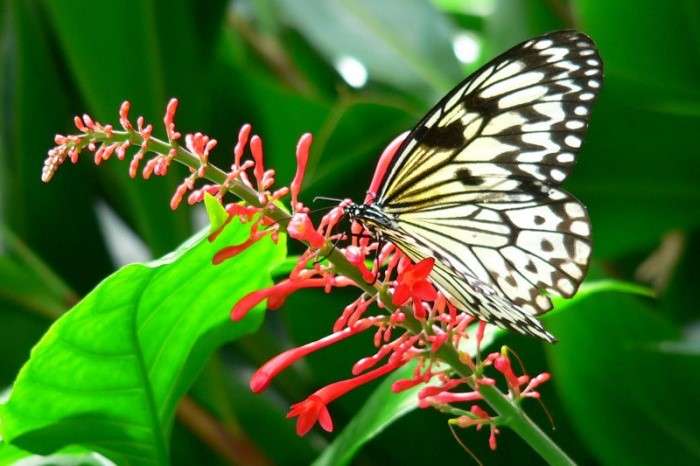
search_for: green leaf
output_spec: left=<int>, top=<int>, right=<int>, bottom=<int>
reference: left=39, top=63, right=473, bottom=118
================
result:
left=1, top=0, right=112, bottom=291
left=0, top=220, right=286, bottom=466
left=275, top=0, right=462, bottom=102
left=210, top=33, right=332, bottom=184
left=567, top=77, right=700, bottom=257
left=0, top=442, right=112, bottom=466
left=572, top=0, right=700, bottom=97
left=203, top=193, right=228, bottom=234
left=546, top=280, right=700, bottom=465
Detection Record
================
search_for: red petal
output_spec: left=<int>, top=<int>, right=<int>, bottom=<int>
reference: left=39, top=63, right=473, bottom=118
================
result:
left=413, top=299, right=427, bottom=320
left=412, top=258, right=435, bottom=280
left=295, top=409, right=319, bottom=436
left=392, top=284, right=410, bottom=306
left=231, top=288, right=273, bottom=321
left=318, top=405, right=334, bottom=432
left=412, top=281, right=437, bottom=300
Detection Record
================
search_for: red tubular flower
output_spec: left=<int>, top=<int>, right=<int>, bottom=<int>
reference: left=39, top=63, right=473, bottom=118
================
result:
left=288, top=357, right=408, bottom=436
left=231, top=279, right=315, bottom=320
left=493, top=354, right=520, bottom=392
left=364, top=131, right=408, bottom=203
left=249, top=135, right=265, bottom=192
left=287, top=395, right=333, bottom=436
left=392, top=257, right=437, bottom=319
left=291, top=133, right=312, bottom=211
left=231, top=276, right=354, bottom=321
left=230, top=288, right=277, bottom=321
left=287, top=213, right=325, bottom=249
left=419, top=391, right=482, bottom=408
left=428, top=332, right=449, bottom=353
left=522, top=372, right=551, bottom=398
left=212, top=226, right=268, bottom=264
left=163, top=98, right=181, bottom=141
left=418, top=378, right=462, bottom=400
left=391, top=377, right=423, bottom=393
left=250, top=318, right=378, bottom=393
left=344, top=246, right=374, bottom=283
left=489, top=425, right=501, bottom=450
left=43, top=101, right=555, bottom=453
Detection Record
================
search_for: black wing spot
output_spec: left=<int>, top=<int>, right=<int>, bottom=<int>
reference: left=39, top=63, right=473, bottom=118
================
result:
left=455, top=168, right=484, bottom=186
left=524, top=260, right=537, bottom=273
left=534, top=215, right=546, bottom=225
left=541, top=239, right=554, bottom=252
left=419, top=120, right=466, bottom=149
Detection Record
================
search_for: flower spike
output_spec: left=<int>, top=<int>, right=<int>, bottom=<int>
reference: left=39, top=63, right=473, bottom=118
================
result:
left=43, top=98, right=555, bottom=452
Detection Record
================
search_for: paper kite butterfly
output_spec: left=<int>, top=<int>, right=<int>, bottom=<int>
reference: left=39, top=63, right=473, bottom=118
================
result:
left=346, top=30, right=603, bottom=342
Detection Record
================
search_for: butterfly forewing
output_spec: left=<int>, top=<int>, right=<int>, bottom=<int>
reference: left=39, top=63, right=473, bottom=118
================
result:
left=369, top=30, right=602, bottom=342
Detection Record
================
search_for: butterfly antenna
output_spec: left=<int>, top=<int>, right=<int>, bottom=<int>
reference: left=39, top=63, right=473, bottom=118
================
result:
left=536, top=396, right=556, bottom=431
left=448, top=422, right=483, bottom=466
left=313, top=196, right=344, bottom=204
left=503, top=345, right=527, bottom=376
left=259, top=205, right=341, bottom=232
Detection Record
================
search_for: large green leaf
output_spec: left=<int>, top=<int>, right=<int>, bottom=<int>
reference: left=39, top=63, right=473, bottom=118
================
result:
left=568, top=77, right=700, bottom=257
left=275, top=0, right=462, bottom=102
left=572, top=0, right=700, bottom=97
left=0, top=442, right=112, bottom=466
left=1, top=0, right=112, bottom=291
left=546, top=285, right=700, bottom=465
left=0, top=219, right=286, bottom=466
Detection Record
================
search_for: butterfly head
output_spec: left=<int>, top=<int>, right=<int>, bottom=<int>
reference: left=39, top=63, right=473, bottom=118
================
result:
left=345, top=202, right=395, bottom=234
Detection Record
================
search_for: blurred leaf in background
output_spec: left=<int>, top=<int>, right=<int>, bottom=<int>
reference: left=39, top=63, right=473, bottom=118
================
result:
left=1, top=0, right=699, bottom=464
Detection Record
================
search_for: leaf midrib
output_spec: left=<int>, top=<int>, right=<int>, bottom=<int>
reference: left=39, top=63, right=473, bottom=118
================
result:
left=129, top=271, right=169, bottom=466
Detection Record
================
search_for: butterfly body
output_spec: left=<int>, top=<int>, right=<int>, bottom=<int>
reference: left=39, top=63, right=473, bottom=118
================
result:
left=349, top=30, right=602, bottom=342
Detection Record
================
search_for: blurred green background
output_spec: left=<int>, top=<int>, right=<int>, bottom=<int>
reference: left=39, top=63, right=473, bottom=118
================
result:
left=1, top=0, right=699, bottom=465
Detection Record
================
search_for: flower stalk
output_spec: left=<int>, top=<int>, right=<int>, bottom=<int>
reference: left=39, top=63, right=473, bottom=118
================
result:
left=44, top=100, right=576, bottom=465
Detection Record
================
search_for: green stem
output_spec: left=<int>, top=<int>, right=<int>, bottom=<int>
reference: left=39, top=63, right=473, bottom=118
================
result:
left=438, top=344, right=576, bottom=466
left=88, top=127, right=575, bottom=465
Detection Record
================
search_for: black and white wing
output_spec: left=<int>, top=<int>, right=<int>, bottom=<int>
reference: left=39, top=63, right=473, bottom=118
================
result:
left=376, top=30, right=602, bottom=341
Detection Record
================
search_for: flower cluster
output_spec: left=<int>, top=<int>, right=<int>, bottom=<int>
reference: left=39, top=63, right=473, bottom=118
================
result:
left=43, top=99, right=551, bottom=451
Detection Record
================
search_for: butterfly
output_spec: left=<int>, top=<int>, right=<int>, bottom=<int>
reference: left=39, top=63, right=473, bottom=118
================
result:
left=346, top=30, right=602, bottom=342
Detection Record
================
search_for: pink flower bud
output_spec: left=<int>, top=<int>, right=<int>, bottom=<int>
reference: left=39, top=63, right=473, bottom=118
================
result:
left=234, top=124, right=252, bottom=168
left=291, top=133, right=312, bottom=210
left=391, top=378, right=422, bottom=393
left=287, top=213, right=325, bottom=249
left=119, top=101, right=132, bottom=130
left=365, top=132, right=408, bottom=203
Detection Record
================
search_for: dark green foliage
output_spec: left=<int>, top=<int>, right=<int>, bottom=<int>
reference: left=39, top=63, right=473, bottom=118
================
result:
left=1, top=0, right=698, bottom=464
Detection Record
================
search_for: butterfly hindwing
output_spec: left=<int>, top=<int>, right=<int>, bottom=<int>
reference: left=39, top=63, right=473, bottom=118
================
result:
left=395, top=185, right=590, bottom=313
left=367, top=30, right=602, bottom=341
left=385, top=223, right=559, bottom=342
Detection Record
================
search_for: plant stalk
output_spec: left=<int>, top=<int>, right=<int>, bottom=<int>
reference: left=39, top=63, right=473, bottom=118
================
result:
left=93, top=128, right=576, bottom=465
